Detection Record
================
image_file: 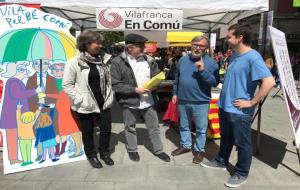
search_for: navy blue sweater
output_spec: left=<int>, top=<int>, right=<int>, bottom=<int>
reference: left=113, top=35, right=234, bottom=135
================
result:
left=173, top=54, right=219, bottom=103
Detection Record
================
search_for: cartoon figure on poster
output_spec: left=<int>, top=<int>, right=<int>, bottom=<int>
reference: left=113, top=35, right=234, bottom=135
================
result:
left=0, top=4, right=85, bottom=174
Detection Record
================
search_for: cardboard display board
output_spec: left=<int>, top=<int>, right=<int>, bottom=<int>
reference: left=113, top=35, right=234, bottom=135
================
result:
left=269, top=26, right=300, bottom=148
left=0, top=4, right=86, bottom=174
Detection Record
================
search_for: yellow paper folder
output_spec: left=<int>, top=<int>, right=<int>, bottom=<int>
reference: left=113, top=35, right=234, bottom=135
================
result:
left=143, top=71, right=166, bottom=89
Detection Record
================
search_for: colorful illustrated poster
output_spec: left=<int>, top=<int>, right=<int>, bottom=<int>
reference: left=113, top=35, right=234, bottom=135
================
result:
left=0, top=4, right=86, bottom=174
left=269, top=26, right=300, bottom=148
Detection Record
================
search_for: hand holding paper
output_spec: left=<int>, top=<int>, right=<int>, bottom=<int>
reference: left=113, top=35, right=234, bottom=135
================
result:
left=135, top=87, right=150, bottom=94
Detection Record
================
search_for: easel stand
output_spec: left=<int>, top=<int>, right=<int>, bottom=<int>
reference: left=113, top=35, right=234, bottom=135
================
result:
left=252, top=98, right=267, bottom=155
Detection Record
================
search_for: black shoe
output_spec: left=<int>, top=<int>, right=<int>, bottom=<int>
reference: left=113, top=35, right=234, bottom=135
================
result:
left=87, top=157, right=103, bottom=169
left=100, top=154, right=114, bottom=166
left=128, top=152, right=140, bottom=162
left=51, top=158, right=60, bottom=162
left=155, top=152, right=171, bottom=162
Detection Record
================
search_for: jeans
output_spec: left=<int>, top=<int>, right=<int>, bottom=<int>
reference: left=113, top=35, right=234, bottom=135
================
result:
left=178, top=101, right=209, bottom=152
left=216, top=109, right=252, bottom=177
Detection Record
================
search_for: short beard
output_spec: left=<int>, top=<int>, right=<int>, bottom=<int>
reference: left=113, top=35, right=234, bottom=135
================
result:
left=191, top=51, right=203, bottom=59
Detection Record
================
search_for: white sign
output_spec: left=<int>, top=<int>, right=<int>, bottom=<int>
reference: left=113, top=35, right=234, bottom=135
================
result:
left=269, top=26, right=300, bottom=148
left=266, top=11, right=274, bottom=47
left=210, top=33, right=216, bottom=49
left=96, top=8, right=182, bottom=30
left=0, top=4, right=72, bottom=32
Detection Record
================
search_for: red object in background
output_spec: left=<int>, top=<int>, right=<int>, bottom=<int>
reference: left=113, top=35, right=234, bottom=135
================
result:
left=145, top=43, right=157, bottom=53
left=0, top=3, right=40, bottom=9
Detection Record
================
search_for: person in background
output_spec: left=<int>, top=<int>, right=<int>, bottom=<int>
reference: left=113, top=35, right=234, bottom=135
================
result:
left=264, top=53, right=274, bottom=70
left=167, top=49, right=182, bottom=80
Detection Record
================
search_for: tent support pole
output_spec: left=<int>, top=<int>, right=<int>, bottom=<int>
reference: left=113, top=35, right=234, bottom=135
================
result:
left=208, top=24, right=212, bottom=56
left=297, top=147, right=300, bottom=165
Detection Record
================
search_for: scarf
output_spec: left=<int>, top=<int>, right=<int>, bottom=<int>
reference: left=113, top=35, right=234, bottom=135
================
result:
left=80, top=52, right=110, bottom=98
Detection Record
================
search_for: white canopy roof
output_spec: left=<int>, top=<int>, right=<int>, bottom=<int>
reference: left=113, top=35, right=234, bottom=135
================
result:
left=5, top=0, right=269, bottom=31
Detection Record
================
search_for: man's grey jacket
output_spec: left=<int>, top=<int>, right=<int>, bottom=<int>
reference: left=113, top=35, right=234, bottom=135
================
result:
left=109, top=52, right=160, bottom=108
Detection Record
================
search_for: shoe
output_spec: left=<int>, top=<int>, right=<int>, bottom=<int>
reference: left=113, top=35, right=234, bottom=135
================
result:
left=155, top=152, right=171, bottom=162
left=27, top=161, right=33, bottom=165
left=10, top=160, right=23, bottom=164
left=200, top=159, right=226, bottom=170
left=39, top=159, right=45, bottom=164
left=225, top=173, right=248, bottom=188
left=35, top=155, right=42, bottom=162
left=100, top=154, right=114, bottom=166
left=171, top=147, right=191, bottom=156
left=87, top=157, right=103, bottom=168
left=192, top=151, right=204, bottom=164
left=51, top=158, right=60, bottom=162
left=128, top=152, right=140, bottom=162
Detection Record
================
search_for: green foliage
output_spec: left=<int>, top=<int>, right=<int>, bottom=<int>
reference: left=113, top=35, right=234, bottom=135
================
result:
left=99, top=31, right=124, bottom=46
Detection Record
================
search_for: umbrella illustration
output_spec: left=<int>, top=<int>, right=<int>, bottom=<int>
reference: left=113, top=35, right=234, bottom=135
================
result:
left=0, top=28, right=77, bottom=86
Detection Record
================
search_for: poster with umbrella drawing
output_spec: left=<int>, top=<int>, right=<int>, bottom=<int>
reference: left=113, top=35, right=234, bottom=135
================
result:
left=0, top=4, right=85, bottom=174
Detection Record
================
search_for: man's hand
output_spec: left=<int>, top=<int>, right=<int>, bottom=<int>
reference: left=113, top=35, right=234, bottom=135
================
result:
left=135, top=87, right=150, bottom=94
left=172, top=95, right=178, bottom=104
left=233, top=99, right=255, bottom=109
left=195, top=57, right=205, bottom=71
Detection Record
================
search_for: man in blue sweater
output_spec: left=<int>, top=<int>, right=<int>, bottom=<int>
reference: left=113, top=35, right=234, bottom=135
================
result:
left=171, top=35, right=219, bottom=164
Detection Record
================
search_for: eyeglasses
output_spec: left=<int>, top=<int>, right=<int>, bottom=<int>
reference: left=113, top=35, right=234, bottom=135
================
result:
left=192, top=44, right=207, bottom=48
left=33, top=61, right=49, bottom=66
left=53, top=68, right=64, bottom=72
left=16, top=67, right=27, bottom=73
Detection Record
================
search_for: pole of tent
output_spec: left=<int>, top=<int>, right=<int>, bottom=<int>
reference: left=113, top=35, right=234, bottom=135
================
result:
left=255, top=11, right=271, bottom=155
left=297, top=146, right=300, bottom=165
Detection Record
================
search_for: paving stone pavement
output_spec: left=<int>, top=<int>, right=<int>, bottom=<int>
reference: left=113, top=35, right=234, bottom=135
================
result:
left=0, top=89, right=300, bottom=190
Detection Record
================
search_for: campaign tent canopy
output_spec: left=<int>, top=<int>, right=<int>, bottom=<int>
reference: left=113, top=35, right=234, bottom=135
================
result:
left=5, top=0, right=269, bottom=31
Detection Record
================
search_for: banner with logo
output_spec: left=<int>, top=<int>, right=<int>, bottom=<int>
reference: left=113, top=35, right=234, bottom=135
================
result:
left=96, top=8, right=182, bottom=30
left=269, top=26, right=300, bottom=148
